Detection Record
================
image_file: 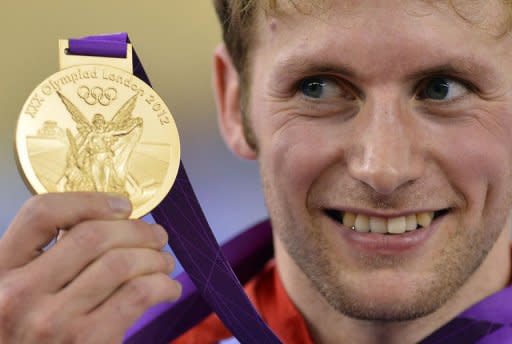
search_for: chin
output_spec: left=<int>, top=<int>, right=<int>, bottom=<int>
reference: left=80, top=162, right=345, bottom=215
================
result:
left=318, top=272, right=448, bottom=322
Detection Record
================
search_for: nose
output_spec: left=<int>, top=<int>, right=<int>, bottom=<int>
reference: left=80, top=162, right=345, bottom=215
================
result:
left=347, top=99, right=423, bottom=195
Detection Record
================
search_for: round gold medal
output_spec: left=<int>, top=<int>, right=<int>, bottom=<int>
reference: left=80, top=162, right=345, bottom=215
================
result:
left=15, top=64, right=180, bottom=218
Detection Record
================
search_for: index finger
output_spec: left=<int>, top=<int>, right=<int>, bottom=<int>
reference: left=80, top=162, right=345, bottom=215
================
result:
left=0, top=192, right=132, bottom=270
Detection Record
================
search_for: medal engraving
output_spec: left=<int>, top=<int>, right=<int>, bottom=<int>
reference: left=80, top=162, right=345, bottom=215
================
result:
left=16, top=64, right=180, bottom=218
left=77, top=86, right=118, bottom=106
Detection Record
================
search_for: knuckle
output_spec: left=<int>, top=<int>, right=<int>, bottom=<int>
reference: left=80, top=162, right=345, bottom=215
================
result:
left=79, top=193, right=108, bottom=214
left=151, top=273, right=180, bottom=301
left=133, top=219, right=151, bottom=233
left=126, top=279, right=152, bottom=309
left=70, top=223, right=106, bottom=251
left=22, top=195, right=54, bottom=224
left=0, top=276, right=29, bottom=318
left=73, top=324, right=120, bottom=344
left=135, top=220, right=161, bottom=243
left=0, top=288, right=15, bottom=315
left=29, top=307, right=59, bottom=340
left=0, top=289, right=16, bottom=328
left=102, top=251, right=133, bottom=277
left=69, top=322, right=96, bottom=344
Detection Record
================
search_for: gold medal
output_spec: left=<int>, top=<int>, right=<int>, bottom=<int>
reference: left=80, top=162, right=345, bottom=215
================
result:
left=15, top=40, right=180, bottom=218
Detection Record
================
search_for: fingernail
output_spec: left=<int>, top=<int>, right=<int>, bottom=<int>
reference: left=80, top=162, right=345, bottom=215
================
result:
left=106, top=194, right=132, bottom=214
left=152, top=224, right=168, bottom=243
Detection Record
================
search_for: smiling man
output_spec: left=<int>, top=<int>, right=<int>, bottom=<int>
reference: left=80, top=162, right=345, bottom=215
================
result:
left=177, top=0, right=512, bottom=343
left=1, top=1, right=512, bottom=343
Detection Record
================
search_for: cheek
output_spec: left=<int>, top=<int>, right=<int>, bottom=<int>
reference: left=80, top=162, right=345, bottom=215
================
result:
left=429, top=116, right=512, bottom=219
left=260, top=117, right=347, bottom=207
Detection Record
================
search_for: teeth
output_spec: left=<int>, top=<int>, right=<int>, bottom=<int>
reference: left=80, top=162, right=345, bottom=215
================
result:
left=339, top=211, right=438, bottom=234
left=405, top=214, right=417, bottom=231
left=387, top=217, right=406, bottom=234
left=343, top=212, right=356, bottom=228
left=417, top=212, right=433, bottom=227
left=369, top=217, right=387, bottom=233
left=354, top=214, right=370, bottom=232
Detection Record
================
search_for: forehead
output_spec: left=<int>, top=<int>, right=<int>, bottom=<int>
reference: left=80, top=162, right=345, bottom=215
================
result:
left=252, top=0, right=511, bottom=81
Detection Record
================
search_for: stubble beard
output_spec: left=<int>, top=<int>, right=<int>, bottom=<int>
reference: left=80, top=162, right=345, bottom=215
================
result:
left=266, top=182, right=508, bottom=322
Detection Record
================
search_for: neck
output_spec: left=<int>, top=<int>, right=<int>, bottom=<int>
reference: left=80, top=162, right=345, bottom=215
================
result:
left=274, top=227, right=511, bottom=344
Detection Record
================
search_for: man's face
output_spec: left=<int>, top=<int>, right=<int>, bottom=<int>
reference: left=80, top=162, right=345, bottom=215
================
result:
left=245, top=0, right=512, bottom=320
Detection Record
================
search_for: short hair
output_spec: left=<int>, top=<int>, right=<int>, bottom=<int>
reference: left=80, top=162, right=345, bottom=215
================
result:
left=213, top=0, right=270, bottom=80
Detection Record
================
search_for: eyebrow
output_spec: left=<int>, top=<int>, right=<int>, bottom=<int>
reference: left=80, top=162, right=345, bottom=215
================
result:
left=274, top=58, right=357, bottom=79
left=273, top=54, right=498, bottom=86
left=407, top=57, right=497, bottom=84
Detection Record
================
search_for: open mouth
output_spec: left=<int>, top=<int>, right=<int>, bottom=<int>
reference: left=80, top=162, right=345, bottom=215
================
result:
left=324, top=208, right=451, bottom=235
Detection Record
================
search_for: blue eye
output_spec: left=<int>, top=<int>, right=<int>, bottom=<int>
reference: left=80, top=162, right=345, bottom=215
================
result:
left=299, top=77, right=357, bottom=101
left=425, top=77, right=449, bottom=99
left=300, top=77, right=327, bottom=98
left=418, top=77, right=469, bottom=101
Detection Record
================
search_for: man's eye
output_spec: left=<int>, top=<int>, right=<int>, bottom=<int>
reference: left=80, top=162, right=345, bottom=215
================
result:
left=299, top=77, right=342, bottom=99
left=417, top=77, right=469, bottom=101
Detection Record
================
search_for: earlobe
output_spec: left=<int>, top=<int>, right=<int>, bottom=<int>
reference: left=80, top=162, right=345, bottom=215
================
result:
left=213, top=44, right=257, bottom=160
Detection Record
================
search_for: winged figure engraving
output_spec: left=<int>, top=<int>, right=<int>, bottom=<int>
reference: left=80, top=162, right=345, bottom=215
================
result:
left=56, top=91, right=143, bottom=196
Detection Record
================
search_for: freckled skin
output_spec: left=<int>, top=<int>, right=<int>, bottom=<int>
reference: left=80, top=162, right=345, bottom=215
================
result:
left=216, top=1, right=512, bottom=343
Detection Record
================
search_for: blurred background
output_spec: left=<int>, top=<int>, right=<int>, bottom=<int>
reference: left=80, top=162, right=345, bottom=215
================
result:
left=0, top=2, right=267, bottom=271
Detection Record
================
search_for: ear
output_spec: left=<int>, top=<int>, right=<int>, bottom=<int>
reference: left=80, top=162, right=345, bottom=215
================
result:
left=213, top=44, right=257, bottom=160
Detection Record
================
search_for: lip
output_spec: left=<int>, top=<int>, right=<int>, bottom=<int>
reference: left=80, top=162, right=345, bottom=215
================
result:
left=328, top=213, right=443, bottom=255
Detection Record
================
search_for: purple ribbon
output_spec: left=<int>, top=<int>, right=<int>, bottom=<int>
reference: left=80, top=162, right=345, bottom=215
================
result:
left=68, top=33, right=282, bottom=343
left=68, top=33, right=128, bottom=57
left=419, top=285, right=512, bottom=344
left=68, top=33, right=512, bottom=344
